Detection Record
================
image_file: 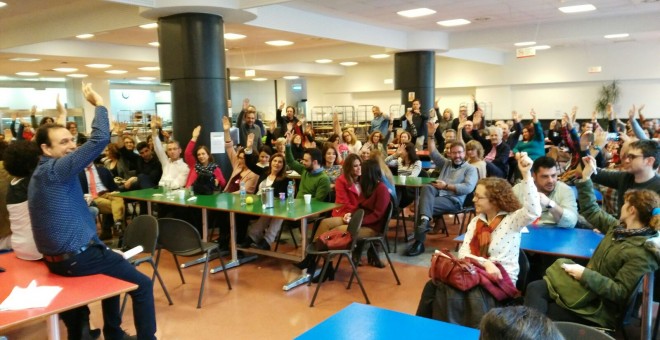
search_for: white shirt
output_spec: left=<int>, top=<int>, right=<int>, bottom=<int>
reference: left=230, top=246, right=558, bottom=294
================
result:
left=153, top=136, right=190, bottom=189
left=458, top=177, right=541, bottom=284
left=512, top=180, right=578, bottom=229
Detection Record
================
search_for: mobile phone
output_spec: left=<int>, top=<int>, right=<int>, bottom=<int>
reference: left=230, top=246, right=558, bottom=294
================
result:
left=392, top=119, right=402, bottom=129
left=607, top=132, right=619, bottom=141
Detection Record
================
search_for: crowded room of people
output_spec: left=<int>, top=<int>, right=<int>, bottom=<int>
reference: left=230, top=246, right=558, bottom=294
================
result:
left=1, top=1, right=660, bottom=339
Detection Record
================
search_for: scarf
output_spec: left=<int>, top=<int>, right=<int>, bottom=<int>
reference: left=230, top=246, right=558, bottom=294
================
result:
left=469, top=215, right=505, bottom=258
left=612, top=226, right=657, bottom=241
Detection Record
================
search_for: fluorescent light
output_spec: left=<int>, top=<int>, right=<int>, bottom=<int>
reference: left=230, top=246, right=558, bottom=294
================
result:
left=9, top=57, right=40, bottom=62
left=16, top=72, right=39, bottom=76
left=67, top=74, right=88, bottom=78
left=40, top=77, right=65, bottom=82
left=604, top=33, right=629, bottom=39
left=148, top=42, right=160, bottom=47
left=86, top=63, right=112, bottom=68
left=340, top=61, right=358, bottom=66
left=224, top=33, right=246, bottom=40
left=245, top=69, right=256, bottom=77
left=229, top=76, right=241, bottom=80
left=138, top=77, right=156, bottom=81
left=370, top=54, right=390, bottom=59
left=558, top=4, right=596, bottom=13
left=384, top=79, right=393, bottom=84
left=105, top=70, right=128, bottom=74
left=139, top=23, right=158, bottom=29
left=52, top=67, right=78, bottom=73
left=252, top=78, right=268, bottom=81
left=0, top=2, right=7, bottom=8
left=533, top=45, right=551, bottom=50
left=514, top=41, right=536, bottom=47
left=315, top=59, right=333, bottom=64
left=397, top=8, right=436, bottom=18
left=265, top=40, right=293, bottom=46
left=437, top=19, right=471, bottom=27
left=283, top=76, right=299, bottom=80
left=138, top=66, right=160, bottom=71
left=76, top=33, right=94, bottom=39
left=129, top=80, right=153, bottom=85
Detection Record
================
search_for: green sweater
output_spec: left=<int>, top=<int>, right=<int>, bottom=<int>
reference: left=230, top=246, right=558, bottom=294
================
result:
left=574, top=179, right=660, bottom=328
left=285, top=145, right=331, bottom=201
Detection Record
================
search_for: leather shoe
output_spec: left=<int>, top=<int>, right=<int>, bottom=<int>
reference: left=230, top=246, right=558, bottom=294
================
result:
left=251, top=239, right=271, bottom=251
left=405, top=241, right=425, bottom=256
left=238, top=237, right=254, bottom=249
left=99, top=230, right=113, bottom=240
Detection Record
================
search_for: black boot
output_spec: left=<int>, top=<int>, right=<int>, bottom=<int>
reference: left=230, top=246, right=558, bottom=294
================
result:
left=295, top=254, right=316, bottom=270
left=312, top=261, right=335, bottom=283
left=367, top=245, right=385, bottom=268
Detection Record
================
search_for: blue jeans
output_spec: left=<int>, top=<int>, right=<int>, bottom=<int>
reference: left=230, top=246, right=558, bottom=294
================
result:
left=45, top=244, right=156, bottom=340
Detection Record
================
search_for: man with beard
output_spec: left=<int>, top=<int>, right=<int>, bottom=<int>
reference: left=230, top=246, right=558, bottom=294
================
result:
left=405, top=122, right=478, bottom=257
left=285, top=131, right=331, bottom=201
left=513, top=156, right=577, bottom=228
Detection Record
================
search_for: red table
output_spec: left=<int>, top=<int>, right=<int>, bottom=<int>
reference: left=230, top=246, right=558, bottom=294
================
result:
left=0, top=253, right=137, bottom=339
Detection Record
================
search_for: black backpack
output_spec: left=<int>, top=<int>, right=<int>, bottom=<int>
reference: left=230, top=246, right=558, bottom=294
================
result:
left=192, top=172, right=215, bottom=195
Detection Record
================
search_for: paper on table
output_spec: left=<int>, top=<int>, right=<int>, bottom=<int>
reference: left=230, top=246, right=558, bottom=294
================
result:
left=0, top=280, right=62, bottom=311
left=521, top=226, right=530, bottom=233
left=288, top=170, right=300, bottom=177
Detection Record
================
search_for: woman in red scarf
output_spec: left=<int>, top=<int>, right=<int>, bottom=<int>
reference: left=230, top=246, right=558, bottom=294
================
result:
left=416, top=152, right=541, bottom=328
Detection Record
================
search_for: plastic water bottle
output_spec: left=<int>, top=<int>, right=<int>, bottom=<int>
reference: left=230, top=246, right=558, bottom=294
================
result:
left=240, top=181, right=247, bottom=206
left=287, top=181, right=295, bottom=205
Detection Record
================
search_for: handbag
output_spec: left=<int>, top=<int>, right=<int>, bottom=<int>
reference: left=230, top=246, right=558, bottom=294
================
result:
left=428, top=249, right=479, bottom=292
left=466, top=258, right=520, bottom=301
left=544, top=258, right=601, bottom=314
left=314, top=229, right=352, bottom=251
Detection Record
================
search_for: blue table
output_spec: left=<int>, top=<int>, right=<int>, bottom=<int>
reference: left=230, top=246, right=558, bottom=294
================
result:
left=454, top=226, right=604, bottom=259
left=295, top=303, right=480, bottom=340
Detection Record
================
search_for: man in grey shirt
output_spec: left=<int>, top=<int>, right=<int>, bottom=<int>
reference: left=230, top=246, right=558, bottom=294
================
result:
left=405, top=122, right=478, bottom=257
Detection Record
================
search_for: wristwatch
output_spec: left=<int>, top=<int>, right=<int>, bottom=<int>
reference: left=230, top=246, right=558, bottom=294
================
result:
left=546, top=200, right=555, bottom=209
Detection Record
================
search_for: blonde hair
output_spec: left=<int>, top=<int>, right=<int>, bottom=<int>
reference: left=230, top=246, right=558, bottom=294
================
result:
left=369, top=149, right=394, bottom=186
left=342, top=129, right=358, bottom=146
left=466, top=140, right=484, bottom=159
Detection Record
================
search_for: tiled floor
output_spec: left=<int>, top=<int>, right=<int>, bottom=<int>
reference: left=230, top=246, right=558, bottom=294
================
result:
left=2, top=214, right=654, bottom=339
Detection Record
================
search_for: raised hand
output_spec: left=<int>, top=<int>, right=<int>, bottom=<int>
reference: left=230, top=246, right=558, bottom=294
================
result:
left=279, top=100, right=285, bottom=110
left=82, top=83, right=104, bottom=106
left=191, top=125, right=201, bottom=141
left=516, top=152, right=533, bottom=177
left=56, top=94, right=67, bottom=114
left=594, top=126, right=607, bottom=149
left=222, top=116, right=231, bottom=131
left=529, top=108, right=537, bottom=122
left=30, top=105, right=37, bottom=115
left=607, top=103, right=614, bottom=120
left=591, top=110, right=597, bottom=122
left=473, top=111, right=483, bottom=127
left=434, top=99, right=439, bottom=109
left=628, top=105, right=635, bottom=121
left=268, top=120, right=277, bottom=133
left=581, top=155, right=597, bottom=179
left=405, top=109, right=413, bottom=121
left=427, top=120, right=438, bottom=135
left=11, top=112, right=17, bottom=121
left=285, top=131, right=294, bottom=144
left=150, top=116, right=162, bottom=130
left=242, top=98, right=250, bottom=109
left=512, top=110, right=520, bottom=123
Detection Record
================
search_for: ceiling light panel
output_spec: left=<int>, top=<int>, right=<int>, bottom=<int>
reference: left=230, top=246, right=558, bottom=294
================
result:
left=76, top=33, right=94, bottom=39
left=67, top=74, right=88, bottom=78
left=265, top=40, right=294, bottom=46
left=315, top=59, right=333, bottom=64
left=139, top=23, right=158, bottom=29
left=397, top=8, right=436, bottom=18
left=604, top=33, right=629, bottom=39
left=340, top=61, right=358, bottom=66
left=558, top=4, right=596, bottom=13
left=149, top=42, right=160, bottom=47
left=283, top=76, right=299, bottom=80
left=252, top=78, right=268, bottom=81
left=370, top=54, right=390, bottom=59
left=86, top=64, right=112, bottom=68
left=16, top=72, right=39, bottom=76
left=53, top=68, right=78, bottom=72
left=224, top=33, right=246, bottom=40
left=514, top=41, right=536, bottom=47
left=10, top=57, right=40, bottom=62
left=105, top=70, right=128, bottom=74
left=138, top=66, right=160, bottom=71
left=437, top=19, right=471, bottom=27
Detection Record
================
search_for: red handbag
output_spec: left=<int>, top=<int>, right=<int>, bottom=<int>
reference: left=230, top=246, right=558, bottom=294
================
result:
left=314, top=229, right=353, bottom=251
left=429, top=249, right=479, bottom=292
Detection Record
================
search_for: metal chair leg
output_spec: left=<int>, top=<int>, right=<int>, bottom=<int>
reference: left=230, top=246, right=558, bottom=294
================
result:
left=150, top=260, right=173, bottom=305
left=197, top=250, right=211, bottom=308
left=310, top=256, right=332, bottom=307
left=346, top=255, right=370, bottom=305
left=215, top=248, right=232, bottom=290
left=378, top=239, right=400, bottom=285
left=172, top=254, right=185, bottom=284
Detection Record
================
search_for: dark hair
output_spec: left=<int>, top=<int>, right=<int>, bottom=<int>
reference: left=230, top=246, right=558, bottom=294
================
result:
left=65, top=121, right=77, bottom=129
left=531, top=156, right=557, bottom=173
left=285, top=106, right=296, bottom=114
left=523, top=123, right=535, bottom=141
left=327, top=133, right=340, bottom=143
left=106, top=143, right=120, bottom=159
left=305, top=147, right=323, bottom=165
left=4, top=140, right=40, bottom=177
left=342, top=154, right=362, bottom=184
left=258, top=145, right=273, bottom=156
left=269, top=153, right=287, bottom=179
left=321, top=144, right=339, bottom=166
left=136, top=141, right=149, bottom=151
left=402, top=142, right=419, bottom=165
left=0, top=141, right=7, bottom=161
left=479, top=306, right=564, bottom=340
left=629, top=139, right=659, bottom=169
left=35, top=123, right=66, bottom=153
left=39, top=117, right=54, bottom=126
left=359, top=159, right=383, bottom=198
left=194, top=145, right=214, bottom=163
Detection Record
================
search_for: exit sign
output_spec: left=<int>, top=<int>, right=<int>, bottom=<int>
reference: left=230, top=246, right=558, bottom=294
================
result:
left=516, top=47, right=536, bottom=58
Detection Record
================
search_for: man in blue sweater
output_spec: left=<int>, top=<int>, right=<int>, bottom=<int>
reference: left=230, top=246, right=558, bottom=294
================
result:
left=28, top=84, right=156, bottom=340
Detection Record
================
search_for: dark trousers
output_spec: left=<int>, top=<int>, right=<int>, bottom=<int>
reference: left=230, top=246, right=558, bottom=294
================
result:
left=45, top=244, right=156, bottom=340
left=524, top=280, right=598, bottom=326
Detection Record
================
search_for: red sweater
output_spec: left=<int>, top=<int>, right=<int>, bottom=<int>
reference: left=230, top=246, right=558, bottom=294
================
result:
left=358, top=182, right=391, bottom=233
left=332, top=174, right=360, bottom=217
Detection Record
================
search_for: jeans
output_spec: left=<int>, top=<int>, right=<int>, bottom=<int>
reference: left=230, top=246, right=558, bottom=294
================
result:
left=415, top=185, right=462, bottom=243
left=45, top=244, right=157, bottom=340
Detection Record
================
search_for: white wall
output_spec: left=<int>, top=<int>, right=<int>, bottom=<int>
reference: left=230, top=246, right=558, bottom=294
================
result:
left=230, top=80, right=277, bottom=121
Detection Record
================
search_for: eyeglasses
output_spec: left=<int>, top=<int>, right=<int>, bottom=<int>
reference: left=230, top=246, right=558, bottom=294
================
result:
left=624, top=154, right=644, bottom=161
left=473, top=194, right=489, bottom=201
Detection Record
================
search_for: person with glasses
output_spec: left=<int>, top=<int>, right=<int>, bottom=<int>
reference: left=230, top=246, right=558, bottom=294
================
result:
left=405, top=121, right=479, bottom=257
left=416, top=153, right=541, bottom=326
left=235, top=98, right=263, bottom=150
left=222, top=116, right=258, bottom=194
left=589, top=139, right=660, bottom=214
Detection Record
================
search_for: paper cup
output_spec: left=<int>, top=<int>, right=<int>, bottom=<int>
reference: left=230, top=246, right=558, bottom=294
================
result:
left=399, top=175, right=407, bottom=182
left=304, top=194, right=312, bottom=204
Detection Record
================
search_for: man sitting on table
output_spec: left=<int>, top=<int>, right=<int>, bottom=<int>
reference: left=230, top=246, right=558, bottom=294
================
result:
left=29, top=84, right=156, bottom=340
left=513, top=156, right=578, bottom=228
left=405, top=122, right=478, bottom=257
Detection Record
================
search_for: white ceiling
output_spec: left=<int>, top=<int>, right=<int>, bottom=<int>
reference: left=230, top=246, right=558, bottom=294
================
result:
left=0, top=0, right=659, bottom=83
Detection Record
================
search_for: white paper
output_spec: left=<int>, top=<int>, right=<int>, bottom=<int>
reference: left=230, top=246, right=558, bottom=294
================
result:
left=0, top=280, right=62, bottom=311
left=122, top=245, right=143, bottom=259
left=210, top=132, right=225, bottom=154
left=521, top=226, right=530, bottom=233
left=288, top=170, right=300, bottom=177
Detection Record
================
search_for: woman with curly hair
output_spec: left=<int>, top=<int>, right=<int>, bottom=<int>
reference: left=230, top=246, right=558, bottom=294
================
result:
left=416, top=153, right=541, bottom=327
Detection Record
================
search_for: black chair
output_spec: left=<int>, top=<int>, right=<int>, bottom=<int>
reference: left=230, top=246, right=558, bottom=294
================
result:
left=517, top=249, right=530, bottom=294
left=352, top=201, right=400, bottom=286
left=274, top=191, right=335, bottom=251
left=433, top=191, right=475, bottom=243
left=393, top=171, right=429, bottom=252
left=118, top=215, right=172, bottom=317
left=306, top=209, right=369, bottom=307
left=554, top=322, right=615, bottom=340
left=156, top=218, right=232, bottom=308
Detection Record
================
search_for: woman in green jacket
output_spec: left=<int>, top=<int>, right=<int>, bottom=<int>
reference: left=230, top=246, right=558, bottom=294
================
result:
left=525, top=156, right=660, bottom=329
